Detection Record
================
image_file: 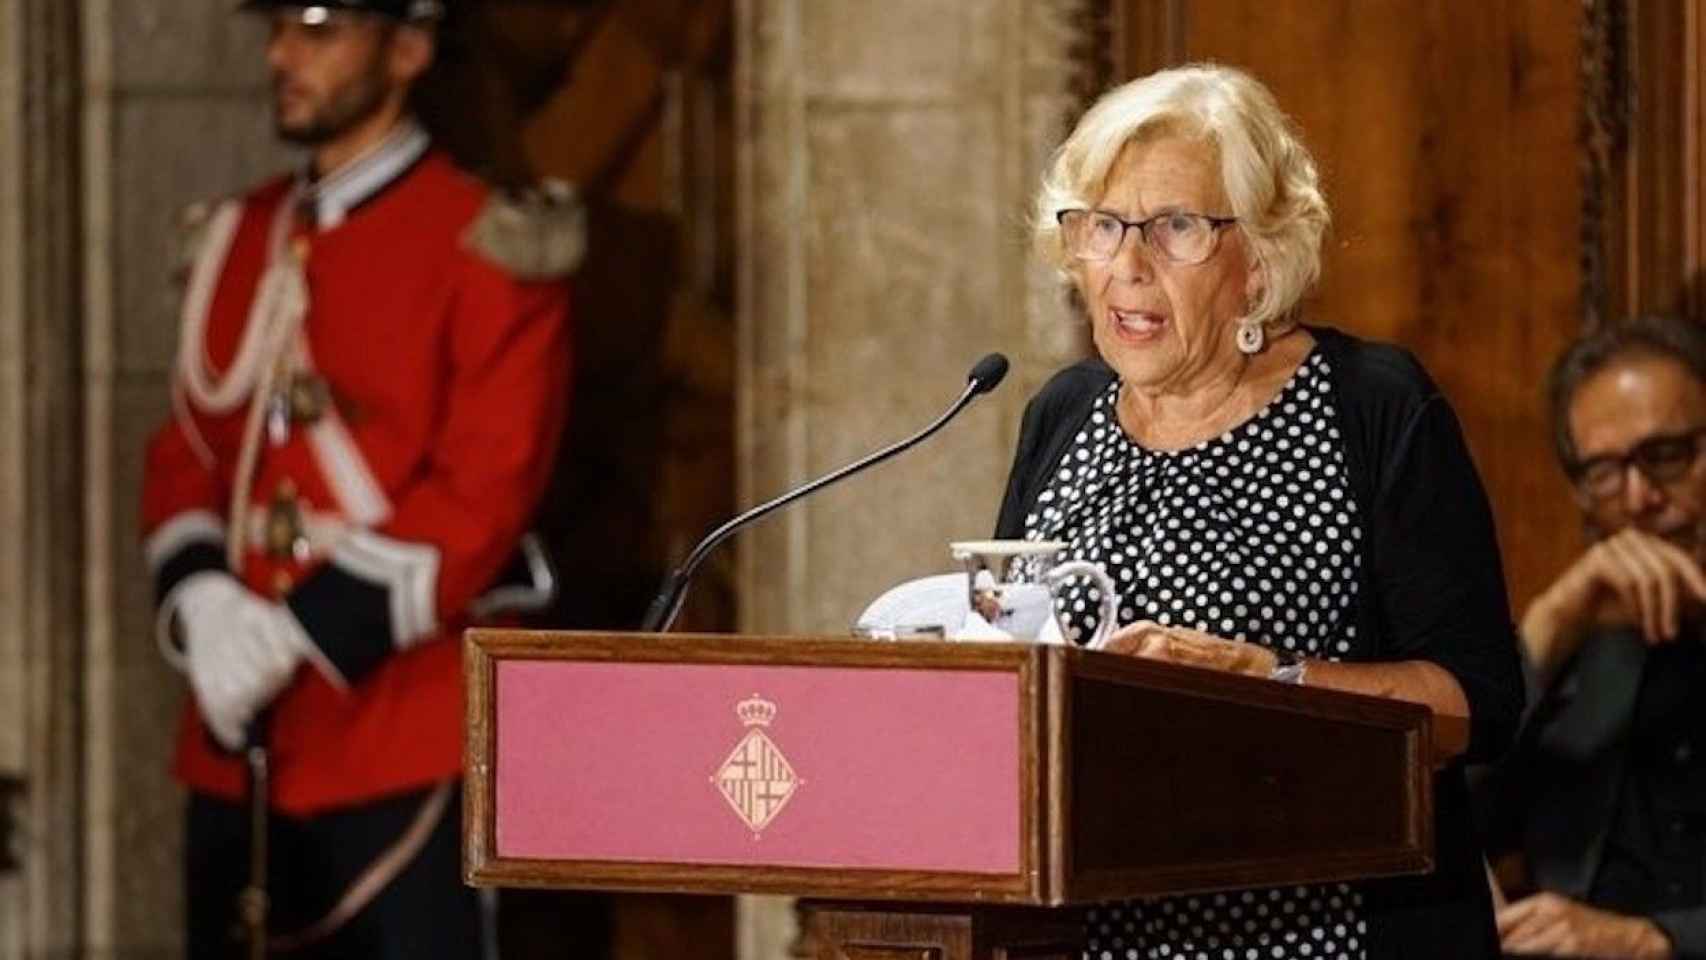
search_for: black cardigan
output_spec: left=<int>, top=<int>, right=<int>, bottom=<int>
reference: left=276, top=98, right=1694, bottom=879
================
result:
left=994, top=325, right=1526, bottom=958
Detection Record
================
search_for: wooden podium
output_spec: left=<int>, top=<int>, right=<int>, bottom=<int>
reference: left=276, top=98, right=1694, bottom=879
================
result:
left=464, top=631, right=1437, bottom=960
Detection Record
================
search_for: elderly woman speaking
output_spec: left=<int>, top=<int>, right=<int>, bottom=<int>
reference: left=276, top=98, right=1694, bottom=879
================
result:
left=996, top=65, right=1524, bottom=958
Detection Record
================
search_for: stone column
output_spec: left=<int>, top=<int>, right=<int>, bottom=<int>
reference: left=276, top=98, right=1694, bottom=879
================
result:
left=733, top=0, right=1104, bottom=955
left=0, top=0, right=87, bottom=956
left=80, top=0, right=286, bottom=953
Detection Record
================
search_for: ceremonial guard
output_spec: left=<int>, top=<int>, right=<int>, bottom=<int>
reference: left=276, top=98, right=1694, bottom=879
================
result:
left=139, top=1, right=579, bottom=955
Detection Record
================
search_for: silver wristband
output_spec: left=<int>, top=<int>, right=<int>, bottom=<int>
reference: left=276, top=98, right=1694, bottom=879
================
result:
left=1270, top=649, right=1307, bottom=685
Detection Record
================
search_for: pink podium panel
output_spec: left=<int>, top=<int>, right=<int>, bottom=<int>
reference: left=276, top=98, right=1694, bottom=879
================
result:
left=492, top=659, right=1022, bottom=874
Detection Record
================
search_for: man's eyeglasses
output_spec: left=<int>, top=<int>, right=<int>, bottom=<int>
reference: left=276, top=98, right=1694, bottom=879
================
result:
left=1570, top=426, right=1706, bottom=501
left=1056, top=209, right=1239, bottom=265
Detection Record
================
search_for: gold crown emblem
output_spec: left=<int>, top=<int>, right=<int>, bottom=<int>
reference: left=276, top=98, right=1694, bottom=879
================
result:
left=736, top=694, right=776, bottom=727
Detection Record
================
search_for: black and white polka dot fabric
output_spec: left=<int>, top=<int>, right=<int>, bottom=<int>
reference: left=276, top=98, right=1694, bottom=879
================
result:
left=1021, top=349, right=1370, bottom=960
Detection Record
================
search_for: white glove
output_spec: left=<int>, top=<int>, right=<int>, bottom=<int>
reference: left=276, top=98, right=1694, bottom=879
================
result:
left=163, top=572, right=312, bottom=751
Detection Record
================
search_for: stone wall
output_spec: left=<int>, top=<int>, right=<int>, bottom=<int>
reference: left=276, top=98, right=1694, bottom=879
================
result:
left=737, top=0, right=1097, bottom=634
left=733, top=0, right=1100, bottom=954
left=80, top=0, right=288, bottom=952
left=0, top=0, right=86, bottom=954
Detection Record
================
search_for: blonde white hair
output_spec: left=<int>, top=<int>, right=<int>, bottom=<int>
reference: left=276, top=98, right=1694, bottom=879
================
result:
left=1033, top=64, right=1330, bottom=329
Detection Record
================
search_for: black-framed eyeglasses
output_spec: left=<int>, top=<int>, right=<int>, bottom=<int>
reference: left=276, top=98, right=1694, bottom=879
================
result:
left=1056, top=208, right=1239, bottom=265
left=1570, top=426, right=1706, bottom=501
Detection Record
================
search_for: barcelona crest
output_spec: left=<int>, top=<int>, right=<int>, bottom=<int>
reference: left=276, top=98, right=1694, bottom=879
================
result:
left=713, top=694, right=801, bottom=834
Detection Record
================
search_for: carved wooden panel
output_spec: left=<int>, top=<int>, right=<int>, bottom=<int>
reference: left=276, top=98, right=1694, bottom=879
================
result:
left=1118, top=0, right=1583, bottom=610
left=1582, top=0, right=1706, bottom=326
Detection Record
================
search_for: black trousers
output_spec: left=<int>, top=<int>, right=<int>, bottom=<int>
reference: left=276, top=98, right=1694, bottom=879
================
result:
left=185, top=782, right=478, bottom=960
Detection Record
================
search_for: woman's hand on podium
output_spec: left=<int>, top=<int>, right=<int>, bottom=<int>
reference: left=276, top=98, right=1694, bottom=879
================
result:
left=1102, top=621, right=1279, bottom=679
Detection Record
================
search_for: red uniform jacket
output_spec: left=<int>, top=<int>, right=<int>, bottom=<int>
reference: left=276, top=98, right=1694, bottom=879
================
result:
left=141, top=143, right=572, bottom=814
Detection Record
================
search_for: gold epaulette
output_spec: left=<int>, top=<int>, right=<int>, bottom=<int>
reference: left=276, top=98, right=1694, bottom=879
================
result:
left=462, top=179, right=586, bottom=280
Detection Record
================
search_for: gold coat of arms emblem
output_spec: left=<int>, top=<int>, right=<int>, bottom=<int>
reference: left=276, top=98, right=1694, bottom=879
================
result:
left=713, top=694, right=800, bottom=834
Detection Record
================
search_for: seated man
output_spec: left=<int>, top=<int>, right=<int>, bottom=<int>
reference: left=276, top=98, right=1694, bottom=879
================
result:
left=1485, top=315, right=1706, bottom=959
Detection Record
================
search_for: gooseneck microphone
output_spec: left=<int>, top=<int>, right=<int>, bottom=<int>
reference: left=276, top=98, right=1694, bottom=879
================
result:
left=640, top=352, right=1010, bottom=632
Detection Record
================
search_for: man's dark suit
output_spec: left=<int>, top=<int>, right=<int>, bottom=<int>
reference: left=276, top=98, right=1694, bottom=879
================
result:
left=1483, top=628, right=1706, bottom=957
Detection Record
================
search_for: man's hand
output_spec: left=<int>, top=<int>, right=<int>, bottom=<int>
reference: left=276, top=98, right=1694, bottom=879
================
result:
left=1521, top=529, right=1706, bottom=673
left=171, top=572, right=311, bottom=750
left=1499, top=892, right=1673, bottom=959
left=1102, top=621, right=1278, bottom=678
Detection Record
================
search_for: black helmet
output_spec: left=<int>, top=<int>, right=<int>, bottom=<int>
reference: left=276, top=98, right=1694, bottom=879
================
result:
left=238, top=0, right=446, bottom=22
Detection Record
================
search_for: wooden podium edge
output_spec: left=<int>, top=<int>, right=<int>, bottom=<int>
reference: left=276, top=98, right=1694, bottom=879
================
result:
left=462, top=858, right=1039, bottom=903
left=1042, top=646, right=1071, bottom=905
left=464, top=628, right=1041, bottom=669
left=464, top=631, right=496, bottom=885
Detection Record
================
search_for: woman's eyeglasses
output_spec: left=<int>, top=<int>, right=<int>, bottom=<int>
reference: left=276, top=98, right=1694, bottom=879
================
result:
left=1056, top=208, right=1238, bottom=265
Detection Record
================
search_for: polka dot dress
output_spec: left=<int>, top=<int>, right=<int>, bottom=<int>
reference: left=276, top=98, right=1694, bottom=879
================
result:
left=1021, top=350, right=1370, bottom=960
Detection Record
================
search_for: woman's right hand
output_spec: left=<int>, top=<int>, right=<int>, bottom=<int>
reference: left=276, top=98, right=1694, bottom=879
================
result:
left=1103, top=620, right=1279, bottom=679
left=1521, top=528, right=1706, bottom=673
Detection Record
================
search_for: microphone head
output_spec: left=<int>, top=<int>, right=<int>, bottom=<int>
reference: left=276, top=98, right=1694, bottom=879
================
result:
left=967, top=353, right=1010, bottom=395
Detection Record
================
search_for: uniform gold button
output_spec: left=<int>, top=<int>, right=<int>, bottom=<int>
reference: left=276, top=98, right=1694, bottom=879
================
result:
left=265, top=481, right=305, bottom=560
left=291, top=236, right=311, bottom=262
left=272, top=571, right=294, bottom=597
left=287, top=374, right=329, bottom=424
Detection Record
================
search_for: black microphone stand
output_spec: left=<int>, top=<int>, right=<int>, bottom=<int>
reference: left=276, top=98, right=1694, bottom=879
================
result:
left=641, top=357, right=1007, bottom=632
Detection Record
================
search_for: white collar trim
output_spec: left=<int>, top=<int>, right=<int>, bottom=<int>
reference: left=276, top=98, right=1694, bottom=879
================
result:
left=301, top=121, right=430, bottom=230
